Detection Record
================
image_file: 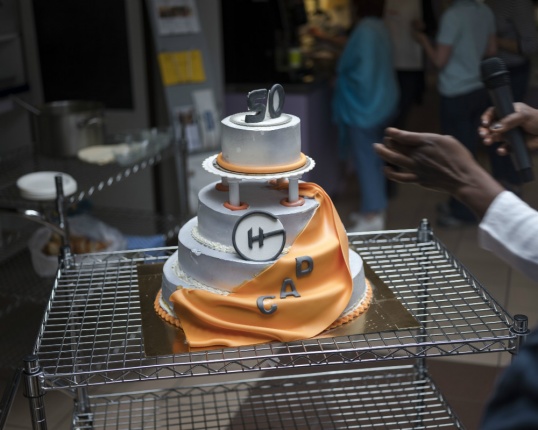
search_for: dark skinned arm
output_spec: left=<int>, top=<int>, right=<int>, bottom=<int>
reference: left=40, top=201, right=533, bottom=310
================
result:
left=374, top=128, right=504, bottom=220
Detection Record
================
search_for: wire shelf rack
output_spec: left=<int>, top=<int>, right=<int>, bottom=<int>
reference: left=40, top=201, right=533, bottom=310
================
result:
left=72, top=365, right=464, bottom=430
left=30, top=228, right=516, bottom=391
left=0, top=141, right=175, bottom=212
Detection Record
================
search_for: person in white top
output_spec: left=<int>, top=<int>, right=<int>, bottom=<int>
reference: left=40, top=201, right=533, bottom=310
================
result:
left=384, top=0, right=425, bottom=129
left=374, top=102, right=538, bottom=428
left=374, top=102, right=538, bottom=279
left=385, top=0, right=423, bottom=71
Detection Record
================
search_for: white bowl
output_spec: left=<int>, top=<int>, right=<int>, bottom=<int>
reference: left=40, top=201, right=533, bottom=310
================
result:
left=17, top=171, right=77, bottom=201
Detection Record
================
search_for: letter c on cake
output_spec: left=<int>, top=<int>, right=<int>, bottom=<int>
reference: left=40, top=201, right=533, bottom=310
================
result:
left=257, top=296, right=277, bottom=314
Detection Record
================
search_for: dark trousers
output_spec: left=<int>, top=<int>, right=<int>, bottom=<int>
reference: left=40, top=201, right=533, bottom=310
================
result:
left=440, top=88, right=490, bottom=221
left=481, top=328, right=538, bottom=429
left=393, top=70, right=425, bottom=129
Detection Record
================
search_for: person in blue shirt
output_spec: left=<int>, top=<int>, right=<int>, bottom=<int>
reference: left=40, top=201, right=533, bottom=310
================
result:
left=331, top=0, right=399, bottom=232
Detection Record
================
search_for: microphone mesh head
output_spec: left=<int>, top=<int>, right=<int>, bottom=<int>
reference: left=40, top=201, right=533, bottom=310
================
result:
left=481, top=57, right=510, bottom=89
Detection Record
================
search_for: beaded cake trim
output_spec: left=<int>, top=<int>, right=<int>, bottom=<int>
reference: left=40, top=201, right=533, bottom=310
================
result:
left=325, top=279, right=373, bottom=331
left=154, top=290, right=183, bottom=329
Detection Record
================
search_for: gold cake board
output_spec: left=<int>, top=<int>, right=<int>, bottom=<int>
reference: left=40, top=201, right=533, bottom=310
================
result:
left=137, top=263, right=420, bottom=357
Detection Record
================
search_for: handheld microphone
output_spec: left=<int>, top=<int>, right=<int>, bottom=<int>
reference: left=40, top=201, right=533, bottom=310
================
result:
left=481, top=57, right=534, bottom=182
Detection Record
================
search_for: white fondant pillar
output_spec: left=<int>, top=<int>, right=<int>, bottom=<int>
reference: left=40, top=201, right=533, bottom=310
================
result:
left=288, top=178, right=299, bottom=203
left=228, top=180, right=241, bottom=206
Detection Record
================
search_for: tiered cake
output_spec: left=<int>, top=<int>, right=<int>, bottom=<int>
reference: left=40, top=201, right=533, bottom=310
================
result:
left=156, top=84, right=372, bottom=347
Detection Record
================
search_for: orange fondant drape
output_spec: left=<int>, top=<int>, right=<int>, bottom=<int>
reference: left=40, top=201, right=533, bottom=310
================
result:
left=169, top=182, right=352, bottom=347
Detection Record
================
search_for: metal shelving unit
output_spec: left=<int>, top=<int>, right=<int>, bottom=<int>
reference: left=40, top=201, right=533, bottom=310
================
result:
left=0, top=137, right=182, bottom=367
left=0, top=137, right=187, bottom=428
left=72, top=366, right=463, bottom=429
left=18, top=227, right=524, bottom=429
left=0, top=140, right=175, bottom=212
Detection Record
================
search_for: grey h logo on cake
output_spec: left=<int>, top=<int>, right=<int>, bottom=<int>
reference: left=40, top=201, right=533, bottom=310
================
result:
left=232, top=211, right=286, bottom=261
left=248, top=226, right=285, bottom=249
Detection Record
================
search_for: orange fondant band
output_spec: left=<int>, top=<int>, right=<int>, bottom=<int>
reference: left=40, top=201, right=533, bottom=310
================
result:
left=223, top=201, right=249, bottom=211
left=158, top=281, right=373, bottom=336
left=280, top=197, right=305, bottom=207
left=157, top=279, right=374, bottom=346
left=216, top=153, right=307, bottom=174
left=169, top=182, right=355, bottom=348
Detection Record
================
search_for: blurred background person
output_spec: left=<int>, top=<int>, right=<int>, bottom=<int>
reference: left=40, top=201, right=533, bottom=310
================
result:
left=412, top=0, right=497, bottom=227
left=484, top=0, right=538, bottom=196
left=331, top=0, right=399, bottom=232
left=383, top=0, right=436, bottom=199
left=486, top=0, right=538, bottom=102
left=384, top=0, right=436, bottom=130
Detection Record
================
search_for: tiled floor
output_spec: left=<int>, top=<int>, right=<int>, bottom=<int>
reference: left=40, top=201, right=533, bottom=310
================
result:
left=2, top=82, right=538, bottom=429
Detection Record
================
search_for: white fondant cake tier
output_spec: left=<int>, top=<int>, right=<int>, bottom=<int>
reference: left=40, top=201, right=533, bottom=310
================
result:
left=161, top=247, right=367, bottom=321
left=176, top=217, right=272, bottom=290
left=160, top=179, right=368, bottom=323
left=220, top=113, right=302, bottom=171
left=197, top=181, right=319, bottom=248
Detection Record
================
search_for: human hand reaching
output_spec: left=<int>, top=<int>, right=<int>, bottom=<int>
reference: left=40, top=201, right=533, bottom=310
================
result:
left=374, top=128, right=504, bottom=219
